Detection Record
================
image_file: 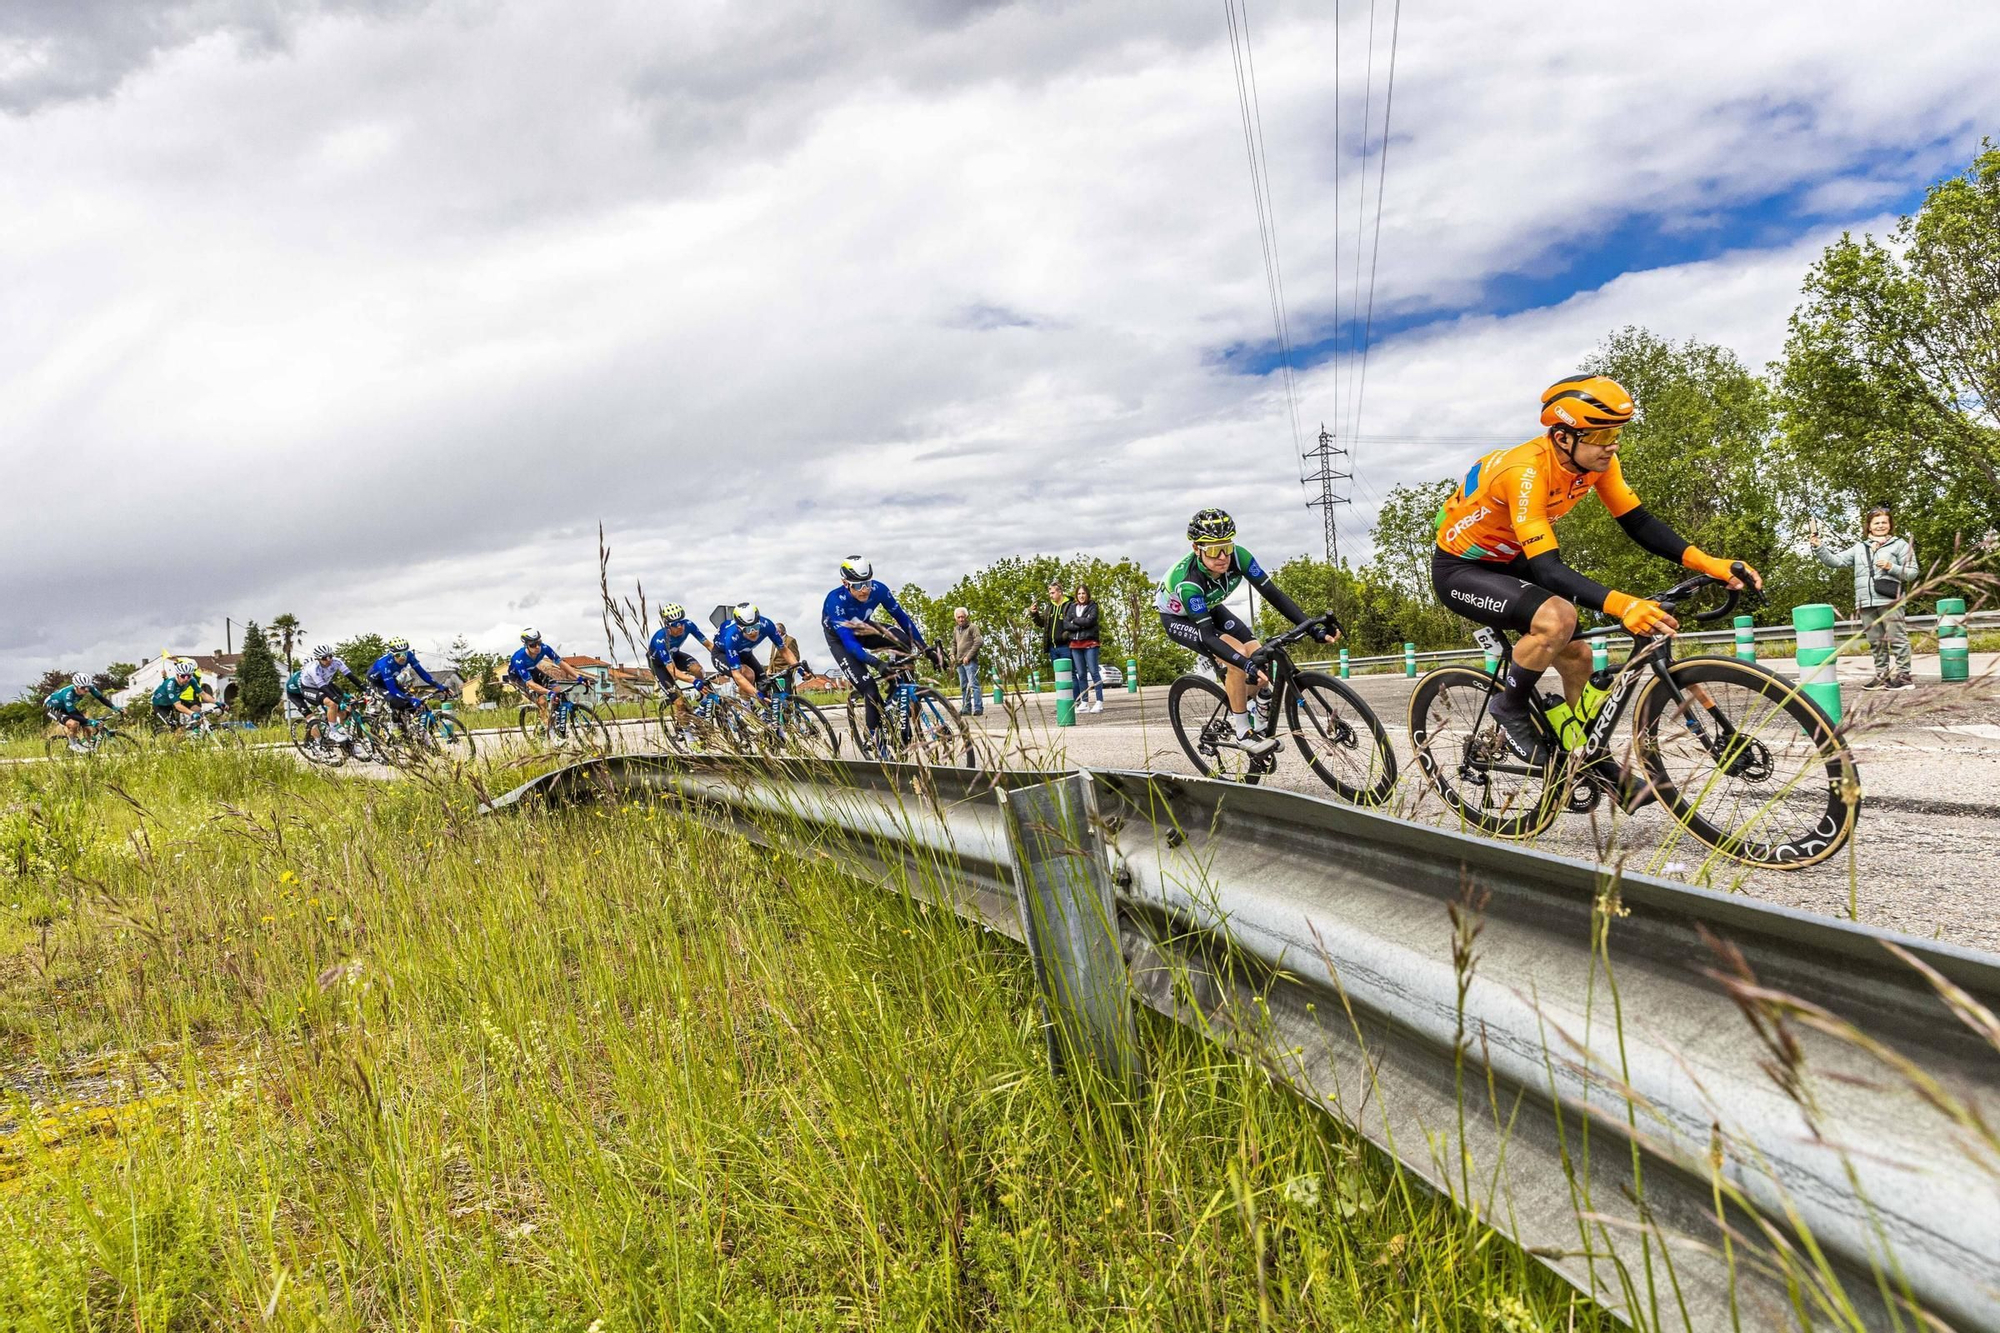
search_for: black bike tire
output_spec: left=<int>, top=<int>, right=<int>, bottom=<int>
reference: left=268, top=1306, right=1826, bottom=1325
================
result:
left=517, top=704, right=541, bottom=746
left=904, top=687, right=978, bottom=769
left=656, top=699, right=695, bottom=754
left=1631, top=656, right=1858, bottom=869
left=1166, top=674, right=1262, bottom=785
left=1407, top=665, right=1563, bottom=839
left=298, top=718, right=347, bottom=768
left=426, top=711, right=477, bottom=762
left=567, top=704, right=613, bottom=756
left=1286, top=670, right=1398, bottom=805
left=96, top=728, right=134, bottom=754
left=777, top=697, right=840, bottom=759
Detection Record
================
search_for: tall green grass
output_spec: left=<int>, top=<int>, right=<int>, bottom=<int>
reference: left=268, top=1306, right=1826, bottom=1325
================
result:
left=0, top=748, right=1602, bottom=1330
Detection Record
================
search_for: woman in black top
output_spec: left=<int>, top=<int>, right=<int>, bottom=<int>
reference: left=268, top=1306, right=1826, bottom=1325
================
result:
left=1064, top=585, right=1105, bottom=712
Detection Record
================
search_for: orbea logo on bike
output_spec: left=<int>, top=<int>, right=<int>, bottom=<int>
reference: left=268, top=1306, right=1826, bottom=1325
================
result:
left=1449, top=588, right=1509, bottom=614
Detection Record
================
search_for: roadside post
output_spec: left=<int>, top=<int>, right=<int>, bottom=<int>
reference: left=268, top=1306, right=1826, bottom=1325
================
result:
left=993, top=674, right=1005, bottom=706
left=1735, top=615, right=1756, bottom=662
left=1939, top=597, right=1970, bottom=683
left=1793, top=604, right=1841, bottom=721
left=1404, top=642, right=1416, bottom=678
left=1125, top=657, right=1138, bottom=693
left=1031, top=669, right=1040, bottom=694
left=1055, top=657, right=1076, bottom=726
left=1338, top=648, right=1350, bottom=679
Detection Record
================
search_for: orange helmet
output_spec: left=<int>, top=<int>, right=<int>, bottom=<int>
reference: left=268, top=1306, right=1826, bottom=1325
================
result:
left=1540, top=375, right=1636, bottom=431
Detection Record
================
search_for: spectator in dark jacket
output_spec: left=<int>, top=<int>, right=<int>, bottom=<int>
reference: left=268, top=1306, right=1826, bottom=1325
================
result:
left=1030, top=583, right=1071, bottom=677
left=1064, top=585, right=1105, bottom=712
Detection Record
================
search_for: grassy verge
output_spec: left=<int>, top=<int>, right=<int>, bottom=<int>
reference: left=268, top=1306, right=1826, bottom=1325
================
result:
left=0, top=749, right=1603, bottom=1329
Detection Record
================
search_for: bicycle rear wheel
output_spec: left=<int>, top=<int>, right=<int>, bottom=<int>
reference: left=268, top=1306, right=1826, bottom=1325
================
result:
left=1167, top=674, right=1260, bottom=784
left=296, top=718, right=346, bottom=767
left=1407, top=666, right=1562, bottom=838
left=1287, top=671, right=1396, bottom=804
left=768, top=697, right=840, bottom=760
left=1632, top=657, right=1859, bottom=869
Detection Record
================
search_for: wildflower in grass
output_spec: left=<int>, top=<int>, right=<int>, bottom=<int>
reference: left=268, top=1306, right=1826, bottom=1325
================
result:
left=1282, top=1174, right=1322, bottom=1208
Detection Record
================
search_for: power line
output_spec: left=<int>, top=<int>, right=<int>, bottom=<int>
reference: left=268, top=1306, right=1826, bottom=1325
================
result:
left=1346, top=0, right=1402, bottom=453
left=1223, top=0, right=1305, bottom=475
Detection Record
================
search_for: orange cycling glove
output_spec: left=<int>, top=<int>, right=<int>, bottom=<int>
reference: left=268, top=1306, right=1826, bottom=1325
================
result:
left=1683, top=547, right=1744, bottom=584
left=1603, top=590, right=1675, bottom=636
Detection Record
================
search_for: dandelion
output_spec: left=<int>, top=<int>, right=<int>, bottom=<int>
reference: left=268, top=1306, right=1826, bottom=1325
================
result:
left=279, top=870, right=297, bottom=884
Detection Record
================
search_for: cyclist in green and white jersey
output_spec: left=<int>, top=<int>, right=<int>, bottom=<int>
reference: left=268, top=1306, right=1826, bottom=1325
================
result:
left=1155, top=507, right=1333, bottom=757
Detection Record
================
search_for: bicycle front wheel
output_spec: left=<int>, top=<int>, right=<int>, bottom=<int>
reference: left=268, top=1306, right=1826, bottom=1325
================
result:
left=1167, top=674, right=1260, bottom=784
left=1632, top=657, right=1859, bottom=869
left=1407, top=666, right=1562, bottom=838
left=769, top=698, right=840, bottom=760
left=297, top=718, right=346, bottom=767
left=564, top=704, right=612, bottom=757
left=1287, top=671, right=1396, bottom=804
left=425, top=710, right=477, bottom=763
left=904, top=688, right=979, bottom=768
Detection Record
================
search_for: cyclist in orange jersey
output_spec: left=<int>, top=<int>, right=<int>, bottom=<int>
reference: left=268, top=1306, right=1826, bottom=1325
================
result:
left=1430, top=373, right=1762, bottom=763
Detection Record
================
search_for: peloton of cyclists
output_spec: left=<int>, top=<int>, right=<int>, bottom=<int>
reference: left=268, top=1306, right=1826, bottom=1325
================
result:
left=1430, top=373, right=1760, bottom=764
left=1155, top=508, right=1335, bottom=760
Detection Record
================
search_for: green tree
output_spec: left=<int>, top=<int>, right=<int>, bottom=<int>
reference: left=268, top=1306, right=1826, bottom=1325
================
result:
left=266, top=613, right=305, bottom=669
left=102, top=662, right=139, bottom=690
left=335, top=634, right=388, bottom=674
left=235, top=621, right=282, bottom=721
left=1559, top=327, right=1835, bottom=620
left=1777, top=142, right=2000, bottom=565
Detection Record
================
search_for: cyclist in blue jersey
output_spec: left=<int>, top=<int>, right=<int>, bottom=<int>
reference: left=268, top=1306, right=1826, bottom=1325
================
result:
left=298, top=645, right=367, bottom=739
left=648, top=603, right=715, bottom=692
left=367, top=637, right=446, bottom=731
left=508, top=628, right=579, bottom=730
left=821, top=556, right=938, bottom=742
left=716, top=602, right=798, bottom=698
left=46, top=673, right=122, bottom=749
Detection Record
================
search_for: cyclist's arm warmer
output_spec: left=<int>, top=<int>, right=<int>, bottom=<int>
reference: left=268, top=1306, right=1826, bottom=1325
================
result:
left=1245, top=569, right=1309, bottom=626
left=882, top=592, right=925, bottom=647
left=1523, top=551, right=1615, bottom=614
left=410, top=659, right=439, bottom=688
left=1613, top=505, right=1690, bottom=564
left=89, top=686, right=115, bottom=707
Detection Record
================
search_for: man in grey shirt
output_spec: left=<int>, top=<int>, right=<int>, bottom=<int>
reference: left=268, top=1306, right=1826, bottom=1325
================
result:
left=953, top=607, right=985, bottom=716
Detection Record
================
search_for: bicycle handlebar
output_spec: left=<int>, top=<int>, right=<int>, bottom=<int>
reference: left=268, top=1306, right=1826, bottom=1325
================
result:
left=1579, top=562, right=1759, bottom=639
left=1248, top=612, right=1342, bottom=665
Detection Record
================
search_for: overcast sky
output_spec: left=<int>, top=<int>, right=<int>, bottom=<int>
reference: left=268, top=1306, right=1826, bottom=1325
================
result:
left=5, top=0, right=1998, bottom=691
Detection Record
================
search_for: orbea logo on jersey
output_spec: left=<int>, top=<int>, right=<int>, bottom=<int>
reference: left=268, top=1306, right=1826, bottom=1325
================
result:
left=1449, top=588, right=1509, bottom=613
left=1442, top=506, right=1490, bottom=545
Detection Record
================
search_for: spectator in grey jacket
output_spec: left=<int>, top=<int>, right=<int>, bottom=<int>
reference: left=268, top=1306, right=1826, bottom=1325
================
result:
left=952, top=608, right=984, bottom=716
left=1811, top=505, right=1920, bottom=690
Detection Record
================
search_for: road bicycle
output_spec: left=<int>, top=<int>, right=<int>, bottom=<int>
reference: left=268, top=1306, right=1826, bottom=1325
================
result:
left=744, top=663, right=841, bottom=759
left=381, top=690, right=477, bottom=766
left=43, top=713, right=134, bottom=760
left=153, top=705, right=246, bottom=750
left=1166, top=613, right=1397, bottom=804
left=656, top=673, right=764, bottom=755
left=293, top=692, right=393, bottom=767
left=1407, top=567, right=1860, bottom=869
left=847, top=647, right=983, bottom=768
left=518, top=677, right=611, bottom=755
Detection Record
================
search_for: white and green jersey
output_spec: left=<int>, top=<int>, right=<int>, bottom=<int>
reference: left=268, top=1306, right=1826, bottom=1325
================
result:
left=1155, top=545, right=1265, bottom=621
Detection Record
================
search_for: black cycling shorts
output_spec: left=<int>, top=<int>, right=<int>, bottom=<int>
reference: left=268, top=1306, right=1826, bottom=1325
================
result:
left=46, top=707, right=87, bottom=727
left=1158, top=603, right=1253, bottom=665
left=1430, top=548, right=1554, bottom=635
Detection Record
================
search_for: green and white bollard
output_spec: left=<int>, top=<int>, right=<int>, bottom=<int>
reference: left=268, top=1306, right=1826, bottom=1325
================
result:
left=1590, top=639, right=1608, bottom=674
left=1792, top=603, right=1841, bottom=721
left=1338, top=648, right=1349, bottom=679
left=992, top=675, right=1005, bottom=706
left=1939, top=596, right=1969, bottom=683
left=1404, top=642, right=1417, bottom=678
left=1030, top=669, right=1040, bottom=694
left=1054, top=657, right=1076, bottom=726
left=1125, top=658, right=1138, bottom=693
left=1735, top=614, right=1756, bottom=662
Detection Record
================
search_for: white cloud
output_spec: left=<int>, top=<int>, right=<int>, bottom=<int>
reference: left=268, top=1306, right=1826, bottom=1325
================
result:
left=4, top=0, right=1999, bottom=690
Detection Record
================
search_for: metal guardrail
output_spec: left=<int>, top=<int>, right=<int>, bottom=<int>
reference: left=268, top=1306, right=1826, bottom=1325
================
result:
left=488, top=754, right=2000, bottom=1331
left=1335, top=608, right=1999, bottom=672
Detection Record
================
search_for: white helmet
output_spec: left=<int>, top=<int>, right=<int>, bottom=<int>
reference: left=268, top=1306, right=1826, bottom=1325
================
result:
left=520, top=627, right=541, bottom=644
left=70, top=671, right=93, bottom=688
left=310, top=644, right=334, bottom=659
left=173, top=660, right=197, bottom=678
left=840, top=556, right=872, bottom=584
left=732, top=602, right=760, bottom=625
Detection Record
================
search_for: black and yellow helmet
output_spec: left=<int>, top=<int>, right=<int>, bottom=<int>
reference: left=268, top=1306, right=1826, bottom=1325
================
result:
left=1187, top=507, right=1237, bottom=544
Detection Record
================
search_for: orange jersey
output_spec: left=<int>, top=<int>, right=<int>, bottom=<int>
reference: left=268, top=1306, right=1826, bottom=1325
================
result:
left=1434, top=435, right=1642, bottom=563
